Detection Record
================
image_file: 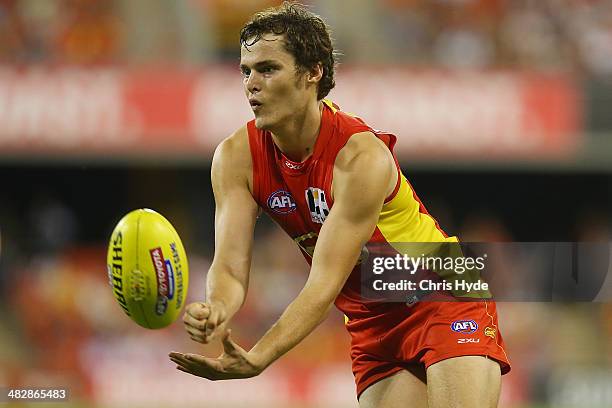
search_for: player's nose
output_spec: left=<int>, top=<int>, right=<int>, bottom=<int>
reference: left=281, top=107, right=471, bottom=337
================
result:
left=245, top=72, right=262, bottom=94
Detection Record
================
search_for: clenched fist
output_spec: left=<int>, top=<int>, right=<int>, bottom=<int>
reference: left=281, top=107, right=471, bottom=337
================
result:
left=182, top=302, right=228, bottom=344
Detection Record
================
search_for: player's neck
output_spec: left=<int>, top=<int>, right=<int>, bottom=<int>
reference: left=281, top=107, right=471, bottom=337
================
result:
left=271, top=101, right=323, bottom=163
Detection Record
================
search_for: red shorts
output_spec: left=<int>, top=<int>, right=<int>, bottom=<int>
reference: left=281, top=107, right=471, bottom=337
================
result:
left=345, top=300, right=511, bottom=399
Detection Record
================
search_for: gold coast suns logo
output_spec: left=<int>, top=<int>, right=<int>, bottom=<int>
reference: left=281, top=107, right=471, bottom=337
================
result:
left=305, top=187, right=329, bottom=224
left=484, top=326, right=496, bottom=339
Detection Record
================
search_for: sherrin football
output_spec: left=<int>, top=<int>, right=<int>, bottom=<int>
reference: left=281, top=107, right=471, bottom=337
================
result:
left=107, top=209, right=189, bottom=329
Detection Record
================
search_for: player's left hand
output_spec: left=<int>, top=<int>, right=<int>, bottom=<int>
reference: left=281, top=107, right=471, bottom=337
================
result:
left=169, top=330, right=265, bottom=380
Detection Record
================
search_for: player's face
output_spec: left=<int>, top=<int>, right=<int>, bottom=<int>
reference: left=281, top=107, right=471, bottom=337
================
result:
left=240, top=34, right=314, bottom=130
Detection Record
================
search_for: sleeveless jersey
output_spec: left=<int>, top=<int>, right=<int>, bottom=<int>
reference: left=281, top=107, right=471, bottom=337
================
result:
left=247, top=100, right=458, bottom=319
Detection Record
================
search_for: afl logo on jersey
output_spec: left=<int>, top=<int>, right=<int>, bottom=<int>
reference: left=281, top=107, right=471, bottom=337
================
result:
left=451, top=319, right=478, bottom=334
left=267, top=190, right=297, bottom=215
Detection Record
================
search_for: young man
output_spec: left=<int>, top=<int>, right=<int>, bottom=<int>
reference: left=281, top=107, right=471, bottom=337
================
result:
left=169, top=3, right=510, bottom=407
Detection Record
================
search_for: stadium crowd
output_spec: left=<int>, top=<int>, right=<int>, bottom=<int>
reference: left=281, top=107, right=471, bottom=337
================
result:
left=0, top=0, right=611, bottom=77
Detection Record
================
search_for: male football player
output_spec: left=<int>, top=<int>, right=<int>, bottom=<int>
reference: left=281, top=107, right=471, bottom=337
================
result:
left=170, top=3, right=510, bottom=407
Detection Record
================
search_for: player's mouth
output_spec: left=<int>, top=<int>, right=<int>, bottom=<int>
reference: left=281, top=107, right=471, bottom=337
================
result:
left=249, top=99, right=263, bottom=112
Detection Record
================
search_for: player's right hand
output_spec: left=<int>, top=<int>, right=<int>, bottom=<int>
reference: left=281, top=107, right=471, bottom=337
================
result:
left=182, top=301, right=228, bottom=344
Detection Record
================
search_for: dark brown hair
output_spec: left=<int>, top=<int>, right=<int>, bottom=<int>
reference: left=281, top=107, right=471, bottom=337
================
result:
left=240, top=1, right=337, bottom=100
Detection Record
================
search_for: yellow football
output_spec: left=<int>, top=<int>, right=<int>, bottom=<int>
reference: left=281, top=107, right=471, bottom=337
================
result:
left=107, top=209, right=189, bottom=329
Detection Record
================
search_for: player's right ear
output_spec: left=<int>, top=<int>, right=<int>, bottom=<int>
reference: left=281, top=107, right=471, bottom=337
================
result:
left=306, top=63, right=323, bottom=84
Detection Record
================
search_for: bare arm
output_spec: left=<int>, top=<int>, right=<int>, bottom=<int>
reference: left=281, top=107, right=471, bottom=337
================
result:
left=207, top=128, right=258, bottom=318
left=183, top=127, right=259, bottom=343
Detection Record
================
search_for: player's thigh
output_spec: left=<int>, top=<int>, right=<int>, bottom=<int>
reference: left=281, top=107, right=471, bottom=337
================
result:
left=426, top=355, right=501, bottom=408
left=359, top=366, right=427, bottom=408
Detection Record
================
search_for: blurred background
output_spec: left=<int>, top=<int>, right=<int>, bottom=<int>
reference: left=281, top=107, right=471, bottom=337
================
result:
left=0, top=0, right=611, bottom=407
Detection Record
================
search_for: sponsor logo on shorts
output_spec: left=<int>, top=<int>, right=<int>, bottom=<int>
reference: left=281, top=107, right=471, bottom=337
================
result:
left=484, top=326, right=496, bottom=339
left=458, top=338, right=481, bottom=344
left=305, top=187, right=329, bottom=224
left=451, top=319, right=478, bottom=334
left=267, top=190, right=297, bottom=215
left=150, top=247, right=175, bottom=315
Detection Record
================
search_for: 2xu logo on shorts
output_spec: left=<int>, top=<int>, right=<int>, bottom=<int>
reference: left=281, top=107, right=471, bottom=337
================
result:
left=451, top=319, right=478, bottom=334
left=457, top=338, right=480, bottom=344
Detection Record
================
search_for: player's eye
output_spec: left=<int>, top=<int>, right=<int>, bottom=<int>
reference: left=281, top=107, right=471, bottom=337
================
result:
left=259, top=65, right=279, bottom=75
left=240, top=68, right=251, bottom=77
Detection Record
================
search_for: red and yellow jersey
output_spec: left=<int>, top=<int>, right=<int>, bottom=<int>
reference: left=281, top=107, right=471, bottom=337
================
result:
left=247, top=100, right=458, bottom=319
